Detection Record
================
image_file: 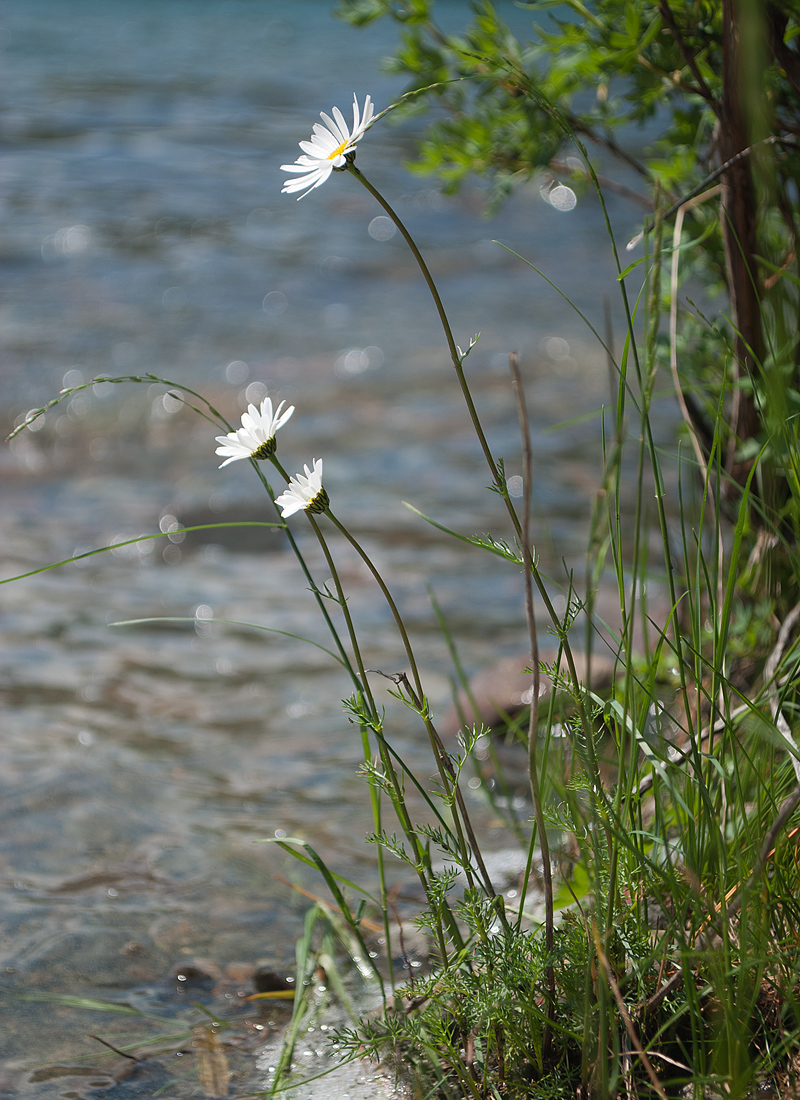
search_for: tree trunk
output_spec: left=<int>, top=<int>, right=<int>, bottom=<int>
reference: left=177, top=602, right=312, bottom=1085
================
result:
left=719, top=0, right=764, bottom=479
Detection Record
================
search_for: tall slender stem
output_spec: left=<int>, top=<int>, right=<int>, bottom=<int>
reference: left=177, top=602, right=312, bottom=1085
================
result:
left=347, top=163, right=504, bottom=494
left=510, top=353, right=554, bottom=1043
left=269, top=457, right=373, bottom=706
left=249, top=460, right=362, bottom=695
left=326, top=511, right=505, bottom=907
left=266, top=457, right=403, bottom=969
left=347, top=161, right=594, bottom=757
left=271, top=460, right=460, bottom=958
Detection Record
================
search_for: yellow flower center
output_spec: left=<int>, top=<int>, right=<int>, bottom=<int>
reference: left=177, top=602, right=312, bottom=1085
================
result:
left=327, top=140, right=349, bottom=161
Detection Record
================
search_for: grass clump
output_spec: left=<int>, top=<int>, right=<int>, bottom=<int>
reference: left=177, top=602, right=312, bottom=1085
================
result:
left=265, top=8, right=800, bottom=1088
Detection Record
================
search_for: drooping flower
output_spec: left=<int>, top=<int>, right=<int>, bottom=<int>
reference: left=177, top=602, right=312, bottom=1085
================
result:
left=215, top=397, right=295, bottom=467
left=275, top=458, right=329, bottom=517
left=281, top=94, right=374, bottom=200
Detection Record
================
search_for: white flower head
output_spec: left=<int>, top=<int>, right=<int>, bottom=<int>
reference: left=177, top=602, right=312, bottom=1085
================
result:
left=281, top=94, right=374, bottom=200
left=215, top=397, right=295, bottom=468
left=275, top=458, right=329, bottom=518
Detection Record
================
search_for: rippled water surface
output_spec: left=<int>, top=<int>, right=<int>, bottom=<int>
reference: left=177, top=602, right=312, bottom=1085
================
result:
left=0, top=1, right=674, bottom=1094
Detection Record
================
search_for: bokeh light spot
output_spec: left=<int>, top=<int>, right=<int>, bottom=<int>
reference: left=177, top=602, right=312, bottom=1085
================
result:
left=62, top=368, right=84, bottom=389
left=244, top=380, right=268, bottom=405
left=22, top=409, right=45, bottom=432
left=368, top=216, right=396, bottom=241
left=335, top=349, right=369, bottom=375
left=548, top=184, right=577, bottom=212
left=44, top=225, right=91, bottom=259
left=542, top=336, right=571, bottom=362
left=162, top=286, right=186, bottom=310
left=152, top=392, right=182, bottom=419
left=226, top=360, right=249, bottom=384
left=263, top=291, right=288, bottom=316
left=320, top=255, right=348, bottom=278
left=68, top=397, right=89, bottom=421
left=334, top=346, right=383, bottom=376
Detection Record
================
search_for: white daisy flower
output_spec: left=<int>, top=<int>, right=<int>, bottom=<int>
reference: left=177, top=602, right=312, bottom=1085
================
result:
left=281, top=94, right=374, bottom=200
left=215, top=397, right=295, bottom=467
left=275, top=458, right=329, bottom=517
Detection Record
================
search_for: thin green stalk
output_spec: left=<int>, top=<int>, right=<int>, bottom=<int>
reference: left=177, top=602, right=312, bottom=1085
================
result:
left=304, top=510, right=400, bottom=972
left=509, top=352, right=554, bottom=1046
left=346, top=162, right=504, bottom=495
left=606, top=203, right=665, bottom=945
left=324, top=510, right=505, bottom=917
left=250, top=460, right=364, bottom=695
left=265, top=456, right=409, bottom=977
left=267, top=458, right=375, bottom=709
left=346, top=159, right=596, bottom=789
left=268, top=464, right=463, bottom=960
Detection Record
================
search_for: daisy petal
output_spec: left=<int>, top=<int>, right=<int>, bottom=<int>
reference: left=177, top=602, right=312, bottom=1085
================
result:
left=215, top=395, right=295, bottom=467
left=281, top=95, right=375, bottom=200
left=275, top=458, right=328, bottom=517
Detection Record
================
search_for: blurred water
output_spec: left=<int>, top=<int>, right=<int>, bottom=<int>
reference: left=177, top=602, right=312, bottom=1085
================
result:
left=0, top=1, right=672, bottom=1094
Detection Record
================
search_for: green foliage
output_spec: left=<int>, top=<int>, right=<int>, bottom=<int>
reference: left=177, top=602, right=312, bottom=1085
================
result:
left=338, top=0, right=800, bottom=554
left=337, top=0, right=718, bottom=191
left=337, top=0, right=797, bottom=207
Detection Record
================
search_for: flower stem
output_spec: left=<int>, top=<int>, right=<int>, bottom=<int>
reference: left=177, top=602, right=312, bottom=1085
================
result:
left=267, top=459, right=400, bottom=971
left=249, top=460, right=362, bottom=695
left=346, top=163, right=504, bottom=494
left=347, top=162, right=597, bottom=792
left=510, top=352, right=554, bottom=1049
left=325, top=510, right=505, bottom=916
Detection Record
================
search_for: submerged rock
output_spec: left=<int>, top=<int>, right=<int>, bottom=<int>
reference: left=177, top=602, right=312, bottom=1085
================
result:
left=440, top=650, right=616, bottom=738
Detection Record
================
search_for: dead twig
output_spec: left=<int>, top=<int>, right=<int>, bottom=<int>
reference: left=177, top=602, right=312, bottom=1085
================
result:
left=87, top=1034, right=140, bottom=1062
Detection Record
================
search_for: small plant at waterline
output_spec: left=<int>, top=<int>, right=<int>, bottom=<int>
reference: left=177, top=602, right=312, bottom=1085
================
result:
left=7, top=64, right=800, bottom=1100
